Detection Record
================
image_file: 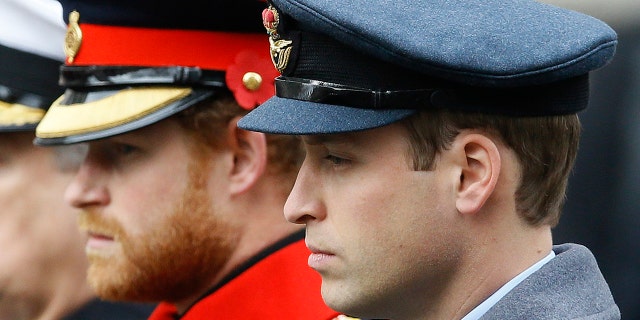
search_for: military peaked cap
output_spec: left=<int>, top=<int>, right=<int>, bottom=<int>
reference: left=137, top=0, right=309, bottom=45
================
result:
left=35, top=0, right=278, bottom=145
left=238, top=0, right=618, bottom=134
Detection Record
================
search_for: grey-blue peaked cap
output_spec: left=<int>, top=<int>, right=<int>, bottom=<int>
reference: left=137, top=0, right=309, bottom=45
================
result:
left=238, top=0, right=618, bottom=135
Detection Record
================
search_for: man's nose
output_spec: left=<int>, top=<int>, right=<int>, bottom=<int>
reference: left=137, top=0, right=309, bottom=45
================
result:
left=64, top=157, right=110, bottom=209
left=284, top=160, right=326, bottom=224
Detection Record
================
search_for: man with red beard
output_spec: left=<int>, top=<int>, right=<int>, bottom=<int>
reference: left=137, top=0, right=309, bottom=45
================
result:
left=33, top=0, right=343, bottom=319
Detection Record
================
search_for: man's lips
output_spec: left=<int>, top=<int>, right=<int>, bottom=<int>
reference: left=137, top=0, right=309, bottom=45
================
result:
left=307, top=243, right=333, bottom=255
left=88, top=231, right=114, bottom=240
left=85, top=231, right=116, bottom=250
left=307, top=243, right=336, bottom=269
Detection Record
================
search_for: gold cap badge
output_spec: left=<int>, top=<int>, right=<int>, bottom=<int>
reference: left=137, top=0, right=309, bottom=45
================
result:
left=262, top=6, right=292, bottom=73
left=64, top=11, right=82, bottom=64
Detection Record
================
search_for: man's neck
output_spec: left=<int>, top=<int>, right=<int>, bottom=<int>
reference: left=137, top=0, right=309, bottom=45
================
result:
left=408, top=225, right=553, bottom=320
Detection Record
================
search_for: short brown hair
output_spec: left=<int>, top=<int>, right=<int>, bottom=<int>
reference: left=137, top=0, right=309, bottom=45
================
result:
left=400, top=110, right=581, bottom=227
left=174, top=92, right=304, bottom=193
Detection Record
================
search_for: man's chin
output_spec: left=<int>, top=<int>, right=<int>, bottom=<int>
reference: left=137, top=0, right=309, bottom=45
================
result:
left=86, top=257, right=146, bottom=301
left=86, top=257, right=192, bottom=303
left=87, top=264, right=121, bottom=300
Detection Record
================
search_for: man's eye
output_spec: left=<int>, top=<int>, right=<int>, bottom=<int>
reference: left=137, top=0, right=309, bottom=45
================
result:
left=324, top=154, right=348, bottom=165
left=115, top=144, right=138, bottom=155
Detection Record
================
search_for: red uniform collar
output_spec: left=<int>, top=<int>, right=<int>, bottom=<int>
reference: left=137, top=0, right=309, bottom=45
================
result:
left=149, top=231, right=341, bottom=319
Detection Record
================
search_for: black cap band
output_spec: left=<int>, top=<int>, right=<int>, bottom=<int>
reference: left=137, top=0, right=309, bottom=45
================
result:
left=60, top=65, right=227, bottom=89
left=0, top=44, right=63, bottom=109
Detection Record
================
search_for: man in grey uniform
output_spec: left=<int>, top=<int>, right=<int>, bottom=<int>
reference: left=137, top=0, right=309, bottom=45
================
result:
left=238, top=0, right=621, bottom=319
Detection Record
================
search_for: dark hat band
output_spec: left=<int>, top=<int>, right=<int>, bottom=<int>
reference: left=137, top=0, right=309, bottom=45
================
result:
left=0, top=44, right=63, bottom=108
left=281, top=31, right=433, bottom=90
left=275, top=77, right=439, bottom=110
left=60, top=65, right=226, bottom=89
left=429, top=74, right=590, bottom=115
left=275, top=74, right=590, bottom=116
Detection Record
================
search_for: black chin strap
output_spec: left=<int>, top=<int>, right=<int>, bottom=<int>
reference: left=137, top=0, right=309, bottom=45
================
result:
left=60, top=65, right=227, bottom=88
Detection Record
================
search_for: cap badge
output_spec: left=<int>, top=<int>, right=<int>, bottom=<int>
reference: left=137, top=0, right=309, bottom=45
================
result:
left=262, top=6, right=292, bottom=73
left=64, top=11, right=82, bottom=64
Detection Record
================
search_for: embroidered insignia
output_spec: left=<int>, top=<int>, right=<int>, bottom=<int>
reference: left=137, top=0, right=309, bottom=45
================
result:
left=64, top=10, right=82, bottom=64
left=268, top=37, right=293, bottom=73
left=262, top=5, right=292, bottom=73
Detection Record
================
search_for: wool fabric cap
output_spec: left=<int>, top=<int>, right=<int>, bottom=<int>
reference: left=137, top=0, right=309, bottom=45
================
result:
left=237, top=0, right=618, bottom=134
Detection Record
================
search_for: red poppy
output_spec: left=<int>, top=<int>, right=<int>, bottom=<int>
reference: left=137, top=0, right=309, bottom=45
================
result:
left=225, top=50, right=279, bottom=110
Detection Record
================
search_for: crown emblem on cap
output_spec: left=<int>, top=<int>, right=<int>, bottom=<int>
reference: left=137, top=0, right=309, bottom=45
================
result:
left=64, top=11, right=82, bottom=64
left=262, top=6, right=292, bottom=73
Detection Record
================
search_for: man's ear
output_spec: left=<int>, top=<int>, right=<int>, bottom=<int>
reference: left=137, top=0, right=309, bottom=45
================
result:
left=453, top=133, right=501, bottom=215
left=226, top=116, right=267, bottom=196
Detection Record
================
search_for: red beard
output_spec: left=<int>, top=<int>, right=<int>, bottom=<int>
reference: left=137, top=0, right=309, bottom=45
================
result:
left=77, top=157, right=238, bottom=303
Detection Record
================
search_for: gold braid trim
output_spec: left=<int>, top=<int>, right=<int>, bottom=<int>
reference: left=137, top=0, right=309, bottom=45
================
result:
left=0, top=101, right=45, bottom=126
